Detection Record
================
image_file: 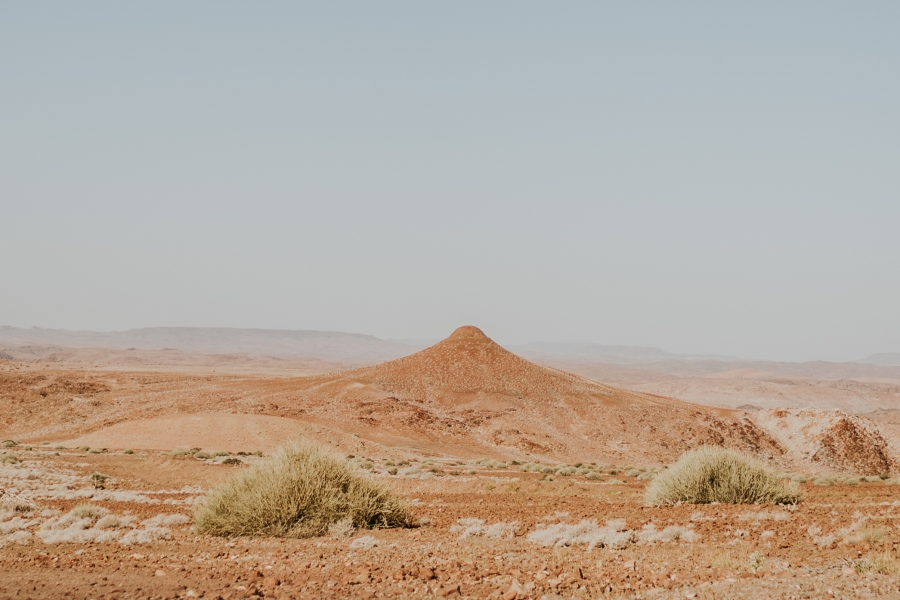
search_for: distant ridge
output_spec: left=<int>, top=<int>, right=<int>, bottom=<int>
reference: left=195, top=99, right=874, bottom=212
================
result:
left=511, top=341, right=737, bottom=364
left=0, top=326, right=423, bottom=364
left=859, top=353, right=900, bottom=367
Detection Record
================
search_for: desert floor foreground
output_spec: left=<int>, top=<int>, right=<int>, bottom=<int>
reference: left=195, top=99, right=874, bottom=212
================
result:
left=4, top=446, right=900, bottom=600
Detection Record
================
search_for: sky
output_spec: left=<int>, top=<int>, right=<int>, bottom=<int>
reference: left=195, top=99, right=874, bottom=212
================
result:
left=1, top=2, right=898, bottom=362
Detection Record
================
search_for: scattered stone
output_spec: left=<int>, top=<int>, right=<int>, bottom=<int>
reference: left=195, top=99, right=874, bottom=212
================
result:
left=436, top=583, right=461, bottom=596
left=502, top=578, right=524, bottom=600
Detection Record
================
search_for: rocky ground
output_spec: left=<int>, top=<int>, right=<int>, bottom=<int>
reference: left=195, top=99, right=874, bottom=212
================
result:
left=4, top=447, right=900, bottom=599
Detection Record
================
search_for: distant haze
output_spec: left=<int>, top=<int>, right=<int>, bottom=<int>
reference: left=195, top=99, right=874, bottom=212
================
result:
left=1, top=3, right=898, bottom=362
left=2, top=325, right=896, bottom=369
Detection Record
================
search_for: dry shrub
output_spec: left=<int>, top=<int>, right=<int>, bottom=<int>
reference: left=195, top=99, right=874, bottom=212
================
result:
left=526, top=518, right=698, bottom=551
left=192, top=442, right=410, bottom=538
left=450, top=518, right=519, bottom=539
left=645, top=446, right=801, bottom=506
left=855, top=553, right=900, bottom=575
left=853, top=526, right=885, bottom=544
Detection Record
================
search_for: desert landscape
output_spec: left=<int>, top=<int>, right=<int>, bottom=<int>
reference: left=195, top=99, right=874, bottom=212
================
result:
left=6, top=4, right=898, bottom=598
left=4, top=326, right=900, bottom=599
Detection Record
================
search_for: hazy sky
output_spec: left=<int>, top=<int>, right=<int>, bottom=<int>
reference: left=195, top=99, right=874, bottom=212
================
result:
left=2, top=2, right=898, bottom=362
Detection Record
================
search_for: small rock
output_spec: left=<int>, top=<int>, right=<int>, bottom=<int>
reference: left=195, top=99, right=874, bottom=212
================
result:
left=502, top=578, right=524, bottom=600
left=436, top=583, right=461, bottom=596
left=262, top=576, right=279, bottom=588
left=842, top=566, right=855, bottom=576
left=155, top=569, right=167, bottom=577
left=419, top=567, right=436, bottom=580
left=623, top=560, right=635, bottom=571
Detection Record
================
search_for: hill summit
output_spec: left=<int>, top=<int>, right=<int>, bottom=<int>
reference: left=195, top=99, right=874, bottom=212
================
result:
left=343, top=325, right=621, bottom=403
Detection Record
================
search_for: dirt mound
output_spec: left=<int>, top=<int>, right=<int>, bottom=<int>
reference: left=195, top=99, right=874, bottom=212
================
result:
left=280, top=327, right=786, bottom=465
left=751, top=409, right=899, bottom=475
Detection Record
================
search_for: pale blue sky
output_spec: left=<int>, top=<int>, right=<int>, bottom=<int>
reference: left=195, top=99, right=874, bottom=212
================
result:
left=1, top=2, right=898, bottom=361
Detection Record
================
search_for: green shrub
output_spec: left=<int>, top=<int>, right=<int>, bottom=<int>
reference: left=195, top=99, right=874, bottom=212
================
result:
left=584, top=471, right=603, bottom=481
left=123, top=449, right=134, bottom=455
left=194, top=452, right=213, bottom=460
left=0, top=453, right=18, bottom=464
left=77, top=446, right=90, bottom=452
left=193, top=442, right=410, bottom=538
left=1, top=440, right=17, bottom=448
left=645, top=446, right=801, bottom=506
left=90, top=473, right=108, bottom=490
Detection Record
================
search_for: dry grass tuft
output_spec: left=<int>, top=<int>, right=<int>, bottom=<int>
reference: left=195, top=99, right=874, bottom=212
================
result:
left=855, top=553, right=900, bottom=575
left=450, top=518, right=519, bottom=539
left=854, top=526, right=886, bottom=544
left=645, top=446, right=801, bottom=506
left=192, top=442, right=411, bottom=538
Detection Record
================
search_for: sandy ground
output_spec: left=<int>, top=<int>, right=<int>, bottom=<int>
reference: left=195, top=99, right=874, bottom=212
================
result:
left=3, top=447, right=900, bottom=599
left=60, top=414, right=315, bottom=454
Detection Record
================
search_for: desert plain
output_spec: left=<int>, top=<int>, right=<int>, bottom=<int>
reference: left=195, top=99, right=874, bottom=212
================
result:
left=3, top=326, right=900, bottom=599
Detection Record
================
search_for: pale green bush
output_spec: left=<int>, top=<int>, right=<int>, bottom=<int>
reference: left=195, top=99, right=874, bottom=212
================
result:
left=645, top=446, right=801, bottom=506
left=193, top=442, right=410, bottom=538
